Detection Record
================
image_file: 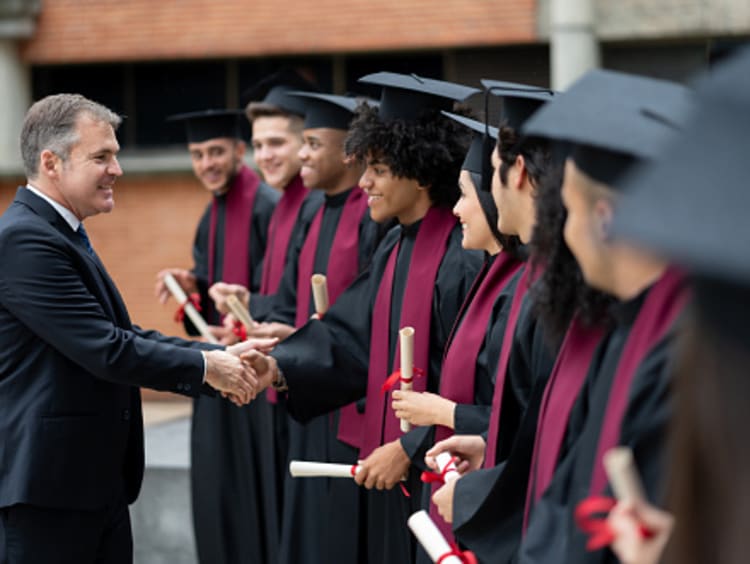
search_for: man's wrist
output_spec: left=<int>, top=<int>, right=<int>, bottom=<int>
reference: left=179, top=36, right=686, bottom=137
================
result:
left=272, top=362, right=288, bottom=392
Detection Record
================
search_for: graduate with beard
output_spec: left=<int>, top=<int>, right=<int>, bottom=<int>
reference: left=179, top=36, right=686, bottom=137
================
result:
left=154, top=110, right=280, bottom=564
left=211, top=92, right=386, bottom=564
left=242, top=72, right=484, bottom=564
left=516, top=69, right=693, bottom=564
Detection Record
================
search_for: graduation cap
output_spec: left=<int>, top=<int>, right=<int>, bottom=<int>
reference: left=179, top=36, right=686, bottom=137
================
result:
left=286, top=92, right=364, bottom=130
left=443, top=111, right=504, bottom=245
left=167, top=109, right=245, bottom=143
left=612, top=46, right=750, bottom=286
left=242, top=68, right=319, bottom=117
left=481, top=79, right=556, bottom=131
left=521, top=69, right=691, bottom=187
left=358, top=72, right=480, bottom=121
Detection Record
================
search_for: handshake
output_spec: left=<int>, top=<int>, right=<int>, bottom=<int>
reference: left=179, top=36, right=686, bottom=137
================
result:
left=203, top=339, right=284, bottom=407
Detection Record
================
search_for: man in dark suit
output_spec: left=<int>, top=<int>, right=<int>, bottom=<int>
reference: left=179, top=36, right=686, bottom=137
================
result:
left=0, top=94, right=266, bottom=564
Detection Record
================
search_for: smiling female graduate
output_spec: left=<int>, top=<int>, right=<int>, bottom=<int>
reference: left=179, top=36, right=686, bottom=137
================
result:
left=242, top=72, right=484, bottom=563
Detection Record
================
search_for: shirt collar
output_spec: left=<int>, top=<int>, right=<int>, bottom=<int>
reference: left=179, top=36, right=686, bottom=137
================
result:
left=25, top=184, right=81, bottom=232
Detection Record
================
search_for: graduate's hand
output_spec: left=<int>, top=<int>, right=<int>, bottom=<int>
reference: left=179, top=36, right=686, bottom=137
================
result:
left=204, top=349, right=258, bottom=405
left=248, top=321, right=296, bottom=341
left=432, top=476, right=459, bottom=523
left=608, top=499, right=673, bottom=564
left=425, top=435, right=485, bottom=475
left=155, top=268, right=197, bottom=304
left=355, top=439, right=410, bottom=490
left=208, top=282, right=250, bottom=315
left=240, top=349, right=280, bottom=393
left=226, top=337, right=279, bottom=357
left=391, top=390, right=456, bottom=428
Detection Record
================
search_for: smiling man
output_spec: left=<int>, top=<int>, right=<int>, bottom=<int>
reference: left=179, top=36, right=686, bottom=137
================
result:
left=154, top=109, right=280, bottom=564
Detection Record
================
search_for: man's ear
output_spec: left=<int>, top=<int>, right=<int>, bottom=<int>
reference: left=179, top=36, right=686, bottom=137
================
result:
left=39, top=149, right=60, bottom=180
left=234, top=140, right=247, bottom=159
left=593, top=199, right=615, bottom=243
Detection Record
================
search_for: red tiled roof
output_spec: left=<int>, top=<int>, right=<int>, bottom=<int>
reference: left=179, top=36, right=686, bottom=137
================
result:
left=21, top=0, right=537, bottom=64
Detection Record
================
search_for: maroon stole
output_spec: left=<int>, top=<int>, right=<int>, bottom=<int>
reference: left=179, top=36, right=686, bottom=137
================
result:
left=522, top=316, right=605, bottom=532
left=207, top=165, right=259, bottom=320
left=359, top=207, right=457, bottom=458
left=483, top=263, right=541, bottom=469
left=588, top=267, right=688, bottom=495
left=430, top=251, right=522, bottom=538
left=259, top=174, right=307, bottom=295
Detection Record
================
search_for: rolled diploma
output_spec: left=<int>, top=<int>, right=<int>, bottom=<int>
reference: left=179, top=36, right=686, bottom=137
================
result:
left=311, top=274, right=329, bottom=315
left=289, top=460, right=358, bottom=479
left=603, top=447, right=645, bottom=503
left=436, top=452, right=459, bottom=484
left=399, top=326, right=415, bottom=433
left=163, top=273, right=218, bottom=344
left=407, top=510, right=463, bottom=564
left=226, top=294, right=254, bottom=330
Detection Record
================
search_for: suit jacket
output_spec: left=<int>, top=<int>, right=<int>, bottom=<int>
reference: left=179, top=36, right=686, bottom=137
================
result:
left=0, top=187, right=217, bottom=511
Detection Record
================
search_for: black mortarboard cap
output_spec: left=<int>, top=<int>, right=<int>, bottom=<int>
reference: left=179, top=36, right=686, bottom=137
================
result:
left=167, top=109, right=245, bottom=143
left=286, top=92, right=362, bottom=130
left=482, top=79, right=556, bottom=131
left=522, top=69, right=691, bottom=187
left=242, top=68, right=319, bottom=117
left=358, top=72, right=480, bottom=121
left=612, top=46, right=750, bottom=285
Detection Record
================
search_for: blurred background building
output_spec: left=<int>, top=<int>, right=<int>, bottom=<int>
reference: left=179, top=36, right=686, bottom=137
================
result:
left=0, top=0, right=748, bottom=351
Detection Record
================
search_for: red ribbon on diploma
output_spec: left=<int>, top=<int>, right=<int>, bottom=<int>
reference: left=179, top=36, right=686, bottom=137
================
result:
left=575, top=496, right=654, bottom=551
left=420, top=457, right=459, bottom=485
left=232, top=320, right=248, bottom=341
left=380, top=367, right=426, bottom=394
left=436, top=542, right=477, bottom=564
left=174, top=293, right=202, bottom=323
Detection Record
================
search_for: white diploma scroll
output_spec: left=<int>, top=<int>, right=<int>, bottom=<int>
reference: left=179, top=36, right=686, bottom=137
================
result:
left=399, top=326, right=415, bottom=433
left=289, top=460, right=358, bottom=479
left=311, top=274, right=329, bottom=316
left=226, top=294, right=254, bottom=331
left=407, top=510, right=463, bottom=564
left=435, top=452, right=459, bottom=484
left=163, top=273, right=218, bottom=344
left=603, top=447, right=646, bottom=503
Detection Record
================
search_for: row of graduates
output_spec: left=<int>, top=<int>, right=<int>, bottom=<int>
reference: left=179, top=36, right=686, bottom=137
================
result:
left=158, top=47, right=748, bottom=564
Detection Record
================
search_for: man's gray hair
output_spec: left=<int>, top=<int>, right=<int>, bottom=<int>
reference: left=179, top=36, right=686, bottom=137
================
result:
left=20, top=93, right=122, bottom=178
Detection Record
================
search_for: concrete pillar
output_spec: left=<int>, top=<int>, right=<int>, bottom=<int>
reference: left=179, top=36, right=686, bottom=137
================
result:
left=0, top=39, right=31, bottom=175
left=550, top=0, right=600, bottom=91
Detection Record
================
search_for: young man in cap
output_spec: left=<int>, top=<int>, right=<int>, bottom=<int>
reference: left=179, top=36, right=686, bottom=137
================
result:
left=155, top=109, right=280, bottom=564
left=212, top=91, right=387, bottom=564
left=516, top=69, right=692, bottom=564
left=243, top=72, right=484, bottom=563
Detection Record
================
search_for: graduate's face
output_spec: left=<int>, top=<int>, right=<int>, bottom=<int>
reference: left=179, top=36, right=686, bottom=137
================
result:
left=561, top=159, right=613, bottom=289
left=453, top=170, right=497, bottom=252
left=359, top=155, right=427, bottom=224
left=188, top=138, right=244, bottom=195
left=252, top=116, right=303, bottom=190
left=42, top=113, right=122, bottom=221
left=298, top=128, right=348, bottom=192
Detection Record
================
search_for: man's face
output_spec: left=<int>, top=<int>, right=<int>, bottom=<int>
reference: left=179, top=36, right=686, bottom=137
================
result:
left=491, top=145, right=518, bottom=237
left=359, top=154, right=423, bottom=224
left=561, top=159, right=612, bottom=290
left=298, top=128, right=348, bottom=191
left=188, top=137, right=243, bottom=194
left=54, top=114, right=122, bottom=220
left=251, top=116, right=303, bottom=189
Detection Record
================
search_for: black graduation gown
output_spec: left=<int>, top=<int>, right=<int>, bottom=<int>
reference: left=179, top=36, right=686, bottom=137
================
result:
left=188, top=180, right=282, bottom=564
left=450, top=279, right=559, bottom=564
left=517, top=294, right=679, bottom=564
left=266, top=188, right=386, bottom=564
left=272, top=218, right=483, bottom=564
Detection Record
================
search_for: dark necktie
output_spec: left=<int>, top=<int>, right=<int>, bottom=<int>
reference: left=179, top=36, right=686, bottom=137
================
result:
left=77, top=224, right=95, bottom=257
